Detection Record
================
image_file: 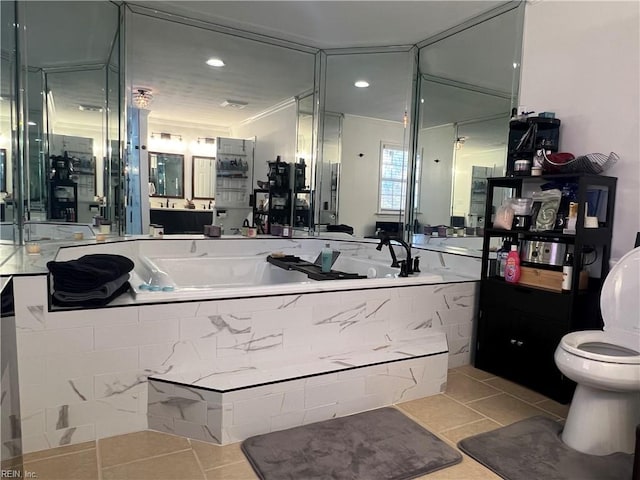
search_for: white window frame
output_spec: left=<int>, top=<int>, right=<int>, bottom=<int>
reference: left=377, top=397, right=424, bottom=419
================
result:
left=378, top=142, right=420, bottom=213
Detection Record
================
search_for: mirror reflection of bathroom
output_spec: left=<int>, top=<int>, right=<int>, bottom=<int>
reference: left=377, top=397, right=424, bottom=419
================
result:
left=318, top=49, right=414, bottom=238
left=2, top=0, right=525, bottom=247
left=413, top=4, right=523, bottom=247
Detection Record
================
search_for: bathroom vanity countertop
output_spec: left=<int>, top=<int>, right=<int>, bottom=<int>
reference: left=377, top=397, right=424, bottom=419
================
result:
left=0, top=236, right=139, bottom=276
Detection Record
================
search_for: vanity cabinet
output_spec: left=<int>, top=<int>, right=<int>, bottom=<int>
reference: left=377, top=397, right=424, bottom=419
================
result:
left=474, top=173, right=616, bottom=403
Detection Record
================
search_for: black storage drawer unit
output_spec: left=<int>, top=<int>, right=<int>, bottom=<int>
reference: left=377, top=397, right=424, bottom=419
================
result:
left=473, top=173, right=616, bottom=404
left=480, top=278, right=571, bottom=321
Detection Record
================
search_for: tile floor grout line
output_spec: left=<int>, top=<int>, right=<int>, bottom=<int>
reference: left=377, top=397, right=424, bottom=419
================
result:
left=484, top=388, right=567, bottom=419
left=96, top=439, right=103, bottom=480
left=452, top=367, right=497, bottom=383
left=187, top=438, right=209, bottom=480
left=444, top=390, right=504, bottom=405
left=466, top=390, right=563, bottom=424
left=22, top=444, right=98, bottom=466
left=438, top=416, right=496, bottom=436
left=442, top=392, right=509, bottom=427
left=100, top=447, right=194, bottom=471
left=203, top=459, right=254, bottom=475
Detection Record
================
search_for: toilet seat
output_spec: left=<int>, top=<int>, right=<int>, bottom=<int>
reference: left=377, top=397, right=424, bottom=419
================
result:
left=559, top=330, right=640, bottom=364
left=560, top=246, right=640, bottom=365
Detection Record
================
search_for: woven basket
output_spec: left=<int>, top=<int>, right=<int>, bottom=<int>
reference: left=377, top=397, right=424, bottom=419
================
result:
left=543, top=152, right=619, bottom=174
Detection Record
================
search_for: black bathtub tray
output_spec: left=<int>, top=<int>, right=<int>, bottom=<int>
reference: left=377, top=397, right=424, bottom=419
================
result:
left=266, top=254, right=366, bottom=281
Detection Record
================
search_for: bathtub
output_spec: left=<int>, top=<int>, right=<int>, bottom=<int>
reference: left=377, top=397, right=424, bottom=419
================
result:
left=130, top=254, right=444, bottom=302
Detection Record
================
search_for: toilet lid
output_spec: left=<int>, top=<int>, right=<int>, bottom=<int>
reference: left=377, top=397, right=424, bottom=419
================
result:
left=601, top=246, right=640, bottom=337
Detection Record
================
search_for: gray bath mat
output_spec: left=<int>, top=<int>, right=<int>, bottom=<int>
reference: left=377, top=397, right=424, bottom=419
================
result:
left=458, top=416, right=634, bottom=480
left=241, top=407, right=462, bottom=480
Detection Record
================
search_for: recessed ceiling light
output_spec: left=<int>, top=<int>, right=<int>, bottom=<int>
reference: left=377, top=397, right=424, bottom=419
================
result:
left=354, top=80, right=370, bottom=88
left=206, top=58, right=225, bottom=67
left=27, top=121, right=37, bottom=126
left=420, top=98, right=425, bottom=104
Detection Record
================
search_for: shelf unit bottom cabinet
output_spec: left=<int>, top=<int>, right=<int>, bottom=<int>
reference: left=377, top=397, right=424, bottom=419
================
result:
left=474, top=278, right=601, bottom=404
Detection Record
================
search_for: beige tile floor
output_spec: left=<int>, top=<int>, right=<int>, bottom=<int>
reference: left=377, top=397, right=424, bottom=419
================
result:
left=4, top=366, right=570, bottom=480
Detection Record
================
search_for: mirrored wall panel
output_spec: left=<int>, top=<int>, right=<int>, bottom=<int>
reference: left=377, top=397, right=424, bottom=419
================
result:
left=5, top=0, right=121, bottom=243
left=0, top=0, right=16, bottom=243
left=319, top=49, right=415, bottom=238
left=415, top=4, right=524, bottom=233
left=149, top=152, right=184, bottom=198
left=126, top=4, right=316, bottom=234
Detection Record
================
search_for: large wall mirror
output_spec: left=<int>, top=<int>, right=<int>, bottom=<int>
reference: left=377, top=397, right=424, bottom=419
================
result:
left=413, top=3, right=524, bottom=236
left=149, top=152, right=184, bottom=198
left=1, top=0, right=122, bottom=244
left=318, top=49, right=415, bottom=238
left=4, top=1, right=525, bottom=244
left=126, top=4, right=316, bottom=233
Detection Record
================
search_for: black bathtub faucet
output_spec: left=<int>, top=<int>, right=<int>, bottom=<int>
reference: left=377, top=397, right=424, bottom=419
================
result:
left=376, top=234, right=413, bottom=276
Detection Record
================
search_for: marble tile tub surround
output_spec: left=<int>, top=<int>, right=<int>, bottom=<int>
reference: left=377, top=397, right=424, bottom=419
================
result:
left=1, top=278, right=23, bottom=463
left=11, top=272, right=477, bottom=453
left=147, top=349, right=448, bottom=445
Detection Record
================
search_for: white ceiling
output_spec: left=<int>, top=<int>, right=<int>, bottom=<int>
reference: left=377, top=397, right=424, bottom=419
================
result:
left=141, top=1, right=507, bottom=49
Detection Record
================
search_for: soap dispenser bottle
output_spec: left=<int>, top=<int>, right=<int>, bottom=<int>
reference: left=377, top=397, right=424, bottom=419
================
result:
left=504, top=244, right=521, bottom=283
left=321, top=243, right=333, bottom=273
left=497, top=240, right=511, bottom=278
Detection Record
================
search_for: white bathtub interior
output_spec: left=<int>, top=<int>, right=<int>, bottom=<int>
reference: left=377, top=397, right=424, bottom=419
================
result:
left=130, top=251, right=445, bottom=302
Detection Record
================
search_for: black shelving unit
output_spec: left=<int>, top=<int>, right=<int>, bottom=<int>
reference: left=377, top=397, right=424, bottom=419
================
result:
left=252, top=188, right=291, bottom=234
left=475, top=173, right=616, bottom=403
left=49, top=180, right=78, bottom=221
left=252, top=160, right=312, bottom=233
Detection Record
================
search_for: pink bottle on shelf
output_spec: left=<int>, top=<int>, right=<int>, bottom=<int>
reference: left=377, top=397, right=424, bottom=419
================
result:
left=504, top=244, right=521, bottom=283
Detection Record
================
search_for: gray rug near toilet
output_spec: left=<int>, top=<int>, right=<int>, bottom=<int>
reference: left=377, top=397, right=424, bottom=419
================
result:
left=458, top=416, right=634, bottom=480
left=241, top=407, right=462, bottom=480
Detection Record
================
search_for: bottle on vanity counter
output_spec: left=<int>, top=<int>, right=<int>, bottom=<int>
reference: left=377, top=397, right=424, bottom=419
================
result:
left=562, top=253, right=574, bottom=293
left=321, top=243, right=333, bottom=273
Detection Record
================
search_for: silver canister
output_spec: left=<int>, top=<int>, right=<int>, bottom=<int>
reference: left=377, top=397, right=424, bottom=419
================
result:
left=520, top=240, right=566, bottom=267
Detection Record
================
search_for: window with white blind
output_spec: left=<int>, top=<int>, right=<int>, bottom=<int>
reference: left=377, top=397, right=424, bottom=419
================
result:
left=378, top=142, right=419, bottom=212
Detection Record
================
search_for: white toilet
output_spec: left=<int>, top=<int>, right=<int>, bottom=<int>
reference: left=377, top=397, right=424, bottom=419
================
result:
left=554, top=246, right=640, bottom=455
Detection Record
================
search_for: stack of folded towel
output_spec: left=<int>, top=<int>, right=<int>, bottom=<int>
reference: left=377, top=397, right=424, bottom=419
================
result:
left=47, top=254, right=134, bottom=307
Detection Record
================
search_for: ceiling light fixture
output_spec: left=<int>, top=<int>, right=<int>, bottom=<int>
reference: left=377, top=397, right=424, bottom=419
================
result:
left=152, top=132, right=182, bottom=142
left=27, top=121, right=37, bottom=126
left=220, top=99, right=248, bottom=109
left=354, top=80, right=370, bottom=88
left=455, top=136, right=468, bottom=150
left=132, top=88, right=153, bottom=109
left=206, top=58, right=225, bottom=67
left=78, top=104, right=104, bottom=112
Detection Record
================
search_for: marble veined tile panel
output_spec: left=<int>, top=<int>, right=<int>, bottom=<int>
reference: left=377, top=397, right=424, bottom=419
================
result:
left=150, top=334, right=447, bottom=392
